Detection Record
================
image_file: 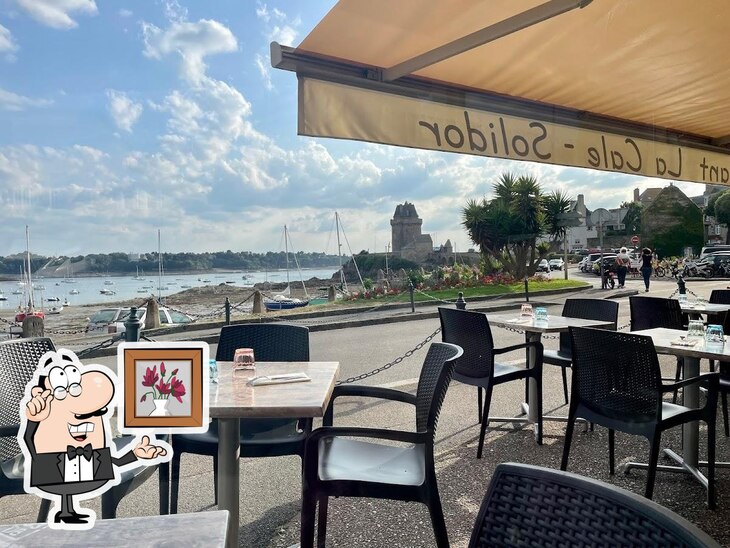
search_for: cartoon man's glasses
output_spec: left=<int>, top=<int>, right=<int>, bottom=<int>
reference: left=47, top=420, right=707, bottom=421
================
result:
left=53, top=383, right=82, bottom=400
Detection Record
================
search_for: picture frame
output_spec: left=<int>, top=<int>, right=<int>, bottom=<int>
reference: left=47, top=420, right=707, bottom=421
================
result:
left=117, top=341, right=209, bottom=433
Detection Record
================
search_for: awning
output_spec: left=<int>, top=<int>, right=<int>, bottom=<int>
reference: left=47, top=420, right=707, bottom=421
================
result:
left=271, top=0, right=730, bottom=186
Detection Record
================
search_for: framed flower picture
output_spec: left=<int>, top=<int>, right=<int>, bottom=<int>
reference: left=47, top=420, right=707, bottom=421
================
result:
left=117, top=341, right=209, bottom=433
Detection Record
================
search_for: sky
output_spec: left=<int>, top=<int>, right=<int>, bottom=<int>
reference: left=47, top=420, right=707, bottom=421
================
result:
left=0, top=0, right=708, bottom=257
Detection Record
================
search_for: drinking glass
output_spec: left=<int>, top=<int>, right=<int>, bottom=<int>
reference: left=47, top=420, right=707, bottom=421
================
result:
left=677, top=293, right=688, bottom=305
left=687, top=320, right=705, bottom=338
left=534, top=307, right=548, bottom=324
left=234, top=348, right=256, bottom=370
left=520, top=303, right=533, bottom=317
left=208, top=359, right=219, bottom=384
left=705, top=324, right=725, bottom=348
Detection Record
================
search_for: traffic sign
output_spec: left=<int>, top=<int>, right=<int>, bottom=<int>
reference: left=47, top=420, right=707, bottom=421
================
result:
left=631, top=235, right=640, bottom=245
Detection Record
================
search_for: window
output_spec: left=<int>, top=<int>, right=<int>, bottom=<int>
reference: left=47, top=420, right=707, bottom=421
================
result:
left=170, top=311, right=193, bottom=324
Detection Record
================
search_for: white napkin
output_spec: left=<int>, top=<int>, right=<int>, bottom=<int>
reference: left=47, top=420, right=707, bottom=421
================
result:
left=247, top=373, right=311, bottom=386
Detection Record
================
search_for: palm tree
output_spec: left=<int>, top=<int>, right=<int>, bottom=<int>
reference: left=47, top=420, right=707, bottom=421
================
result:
left=543, top=190, right=573, bottom=242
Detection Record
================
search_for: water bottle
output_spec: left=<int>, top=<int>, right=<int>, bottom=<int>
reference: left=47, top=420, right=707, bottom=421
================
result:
left=209, top=359, right=219, bottom=384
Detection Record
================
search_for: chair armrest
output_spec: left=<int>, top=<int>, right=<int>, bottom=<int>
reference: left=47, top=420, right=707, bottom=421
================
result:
left=0, top=425, right=19, bottom=438
left=662, top=372, right=719, bottom=393
left=307, top=426, right=426, bottom=447
left=493, top=340, right=543, bottom=355
left=324, top=385, right=416, bottom=426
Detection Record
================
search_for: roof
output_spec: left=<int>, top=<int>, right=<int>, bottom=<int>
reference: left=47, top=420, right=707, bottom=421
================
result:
left=273, top=0, right=730, bottom=186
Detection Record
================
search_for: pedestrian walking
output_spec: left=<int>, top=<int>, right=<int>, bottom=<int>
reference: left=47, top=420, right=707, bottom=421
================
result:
left=615, top=247, right=630, bottom=288
left=640, top=247, right=653, bottom=292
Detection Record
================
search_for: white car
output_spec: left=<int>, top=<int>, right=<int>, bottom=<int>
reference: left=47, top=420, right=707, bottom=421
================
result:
left=86, top=306, right=194, bottom=333
left=536, top=259, right=550, bottom=272
left=549, top=258, right=565, bottom=270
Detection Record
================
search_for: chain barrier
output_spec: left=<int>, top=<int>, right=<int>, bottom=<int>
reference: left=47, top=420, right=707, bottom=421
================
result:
left=76, top=334, right=124, bottom=358
left=413, top=287, right=457, bottom=305
left=45, top=327, right=88, bottom=335
left=0, top=317, right=15, bottom=326
left=336, top=327, right=441, bottom=385
left=140, top=335, right=156, bottom=342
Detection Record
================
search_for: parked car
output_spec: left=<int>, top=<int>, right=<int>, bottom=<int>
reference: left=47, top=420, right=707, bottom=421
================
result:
left=86, top=306, right=194, bottom=333
left=536, top=259, right=550, bottom=272
left=549, top=258, right=565, bottom=270
left=579, top=253, right=603, bottom=272
left=592, top=254, right=618, bottom=275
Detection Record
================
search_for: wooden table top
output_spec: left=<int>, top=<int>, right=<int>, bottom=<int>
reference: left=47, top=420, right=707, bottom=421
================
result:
left=633, top=327, right=730, bottom=360
left=0, top=511, right=228, bottom=547
left=209, top=361, right=340, bottom=419
left=487, top=312, right=614, bottom=334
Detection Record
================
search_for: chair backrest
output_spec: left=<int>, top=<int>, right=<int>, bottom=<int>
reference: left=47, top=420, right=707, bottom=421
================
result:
left=216, top=323, right=309, bottom=362
left=0, top=337, right=56, bottom=461
left=469, top=462, right=720, bottom=548
left=569, top=327, right=662, bottom=422
left=415, top=342, right=462, bottom=437
left=708, top=290, right=730, bottom=332
left=558, top=298, right=619, bottom=354
left=629, top=296, right=684, bottom=331
left=438, top=307, right=494, bottom=378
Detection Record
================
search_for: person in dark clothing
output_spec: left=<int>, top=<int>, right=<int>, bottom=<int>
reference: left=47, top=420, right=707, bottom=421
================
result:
left=640, top=247, right=653, bottom=292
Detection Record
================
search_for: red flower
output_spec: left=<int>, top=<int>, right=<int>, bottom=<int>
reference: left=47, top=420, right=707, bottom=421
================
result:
left=142, top=366, right=158, bottom=387
left=155, top=379, right=171, bottom=395
left=160, top=362, right=166, bottom=376
left=170, top=376, right=186, bottom=403
left=171, top=368, right=178, bottom=376
left=140, top=394, right=147, bottom=403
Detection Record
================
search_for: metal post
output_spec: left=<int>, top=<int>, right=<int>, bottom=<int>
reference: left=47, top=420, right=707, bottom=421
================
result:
left=455, top=292, right=466, bottom=310
left=524, top=275, right=529, bottom=302
left=563, top=232, right=569, bottom=280
left=124, top=306, right=142, bottom=342
left=599, top=222, right=605, bottom=288
left=408, top=280, right=415, bottom=313
left=677, top=275, right=686, bottom=295
left=224, top=297, right=231, bottom=325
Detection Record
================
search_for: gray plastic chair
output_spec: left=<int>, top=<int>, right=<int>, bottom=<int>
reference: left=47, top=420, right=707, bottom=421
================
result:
left=469, top=462, right=721, bottom=547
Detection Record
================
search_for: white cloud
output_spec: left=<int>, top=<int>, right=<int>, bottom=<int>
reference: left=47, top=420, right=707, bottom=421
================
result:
left=118, top=8, right=132, bottom=18
left=106, top=89, right=143, bottom=132
left=254, top=54, right=272, bottom=90
left=142, top=19, right=237, bottom=84
left=0, top=24, right=18, bottom=53
left=15, top=0, right=98, bottom=30
left=268, top=24, right=297, bottom=46
left=253, top=5, right=300, bottom=90
left=0, top=88, right=53, bottom=111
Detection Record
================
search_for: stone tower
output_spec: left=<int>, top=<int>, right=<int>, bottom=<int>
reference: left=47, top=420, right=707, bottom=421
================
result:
left=391, top=202, right=423, bottom=254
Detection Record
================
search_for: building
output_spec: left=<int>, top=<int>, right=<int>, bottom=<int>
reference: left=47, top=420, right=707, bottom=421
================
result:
left=641, top=185, right=704, bottom=256
left=390, top=202, right=434, bottom=263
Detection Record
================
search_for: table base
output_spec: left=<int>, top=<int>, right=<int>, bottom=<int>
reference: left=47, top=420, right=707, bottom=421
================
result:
left=624, top=447, right=715, bottom=509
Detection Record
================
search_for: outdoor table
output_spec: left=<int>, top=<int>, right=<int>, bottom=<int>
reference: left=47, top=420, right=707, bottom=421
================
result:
left=210, top=361, right=340, bottom=548
left=680, top=302, right=730, bottom=315
left=0, top=511, right=229, bottom=547
left=486, top=312, right=614, bottom=441
left=630, top=327, right=728, bottom=502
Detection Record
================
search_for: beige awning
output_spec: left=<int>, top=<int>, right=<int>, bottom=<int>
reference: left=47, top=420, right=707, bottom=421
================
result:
left=272, top=0, right=730, bottom=186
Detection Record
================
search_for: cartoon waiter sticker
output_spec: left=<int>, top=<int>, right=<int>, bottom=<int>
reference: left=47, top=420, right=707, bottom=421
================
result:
left=18, top=348, right=171, bottom=529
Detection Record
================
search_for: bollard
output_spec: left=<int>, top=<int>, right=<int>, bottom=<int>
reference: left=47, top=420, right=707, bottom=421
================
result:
left=328, top=284, right=336, bottom=302
left=252, top=290, right=263, bottom=314
left=225, top=297, right=231, bottom=325
left=124, top=307, right=142, bottom=342
left=22, top=316, right=44, bottom=338
left=146, top=298, right=161, bottom=329
left=524, top=275, right=529, bottom=302
left=455, top=292, right=466, bottom=310
left=408, top=280, right=415, bottom=313
left=677, top=275, right=686, bottom=295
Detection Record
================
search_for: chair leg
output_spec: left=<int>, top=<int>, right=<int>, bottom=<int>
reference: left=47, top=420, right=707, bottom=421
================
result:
left=426, top=485, right=450, bottom=548
left=476, top=386, right=494, bottom=459
left=534, top=373, right=543, bottom=445
left=560, top=410, right=577, bottom=471
left=300, top=487, right=318, bottom=548
left=477, top=387, right=484, bottom=423
left=608, top=429, right=615, bottom=475
left=37, top=498, right=50, bottom=522
left=170, top=450, right=182, bottom=514
left=159, top=460, right=170, bottom=515
left=213, top=454, right=219, bottom=505
left=722, top=392, right=729, bottom=438
left=645, top=431, right=662, bottom=499
left=707, top=419, right=716, bottom=510
left=561, top=367, right=569, bottom=405
left=316, top=495, right=328, bottom=548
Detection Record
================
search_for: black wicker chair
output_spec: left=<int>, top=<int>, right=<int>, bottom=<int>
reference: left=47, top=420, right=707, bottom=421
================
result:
left=300, top=342, right=462, bottom=548
left=165, top=323, right=310, bottom=514
left=543, top=298, right=618, bottom=404
left=438, top=307, right=543, bottom=457
left=0, top=337, right=163, bottom=521
left=469, top=462, right=721, bottom=548
left=561, top=327, right=718, bottom=507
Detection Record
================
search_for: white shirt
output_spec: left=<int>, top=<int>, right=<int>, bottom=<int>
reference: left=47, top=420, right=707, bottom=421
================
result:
left=64, top=452, right=94, bottom=482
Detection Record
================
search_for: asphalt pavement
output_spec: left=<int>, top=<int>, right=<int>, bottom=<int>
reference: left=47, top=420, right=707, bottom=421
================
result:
left=3, top=267, right=730, bottom=546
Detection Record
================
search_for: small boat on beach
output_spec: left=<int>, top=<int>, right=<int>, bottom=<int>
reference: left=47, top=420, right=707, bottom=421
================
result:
left=69, top=288, right=80, bottom=295
left=0, top=291, right=6, bottom=301
left=264, top=294, right=309, bottom=311
left=47, top=296, right=60, bottom=302
left=100, top=288, right=116, bottom=295
left=47, top=305, right=63, bottom=315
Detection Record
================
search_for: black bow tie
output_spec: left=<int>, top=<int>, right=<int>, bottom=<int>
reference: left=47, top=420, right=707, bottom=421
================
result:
left=66, top=444, right=93, bottom=461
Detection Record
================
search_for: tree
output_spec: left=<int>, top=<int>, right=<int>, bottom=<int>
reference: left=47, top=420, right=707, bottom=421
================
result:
left=463, top=173, right=567, bottom=278
left=705, top=189, right=728, bottom=218
left=714, top=192, right=730, bottom=244
left=543, top=190, right=573, bottom=242
left=620, top=201, right=643, bottom=235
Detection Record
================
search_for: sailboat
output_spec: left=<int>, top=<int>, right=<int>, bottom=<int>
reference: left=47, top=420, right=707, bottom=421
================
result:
left=15, top=226, right=45, bottom=322
left=133, top=266, right=145, bottom=281
left=157, top=229, right=168, bottom=296
left=264, top=226, right=310, bottom=311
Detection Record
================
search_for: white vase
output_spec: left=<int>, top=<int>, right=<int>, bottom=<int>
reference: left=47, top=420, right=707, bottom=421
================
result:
left=150, top=398, right=170, bottom=416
